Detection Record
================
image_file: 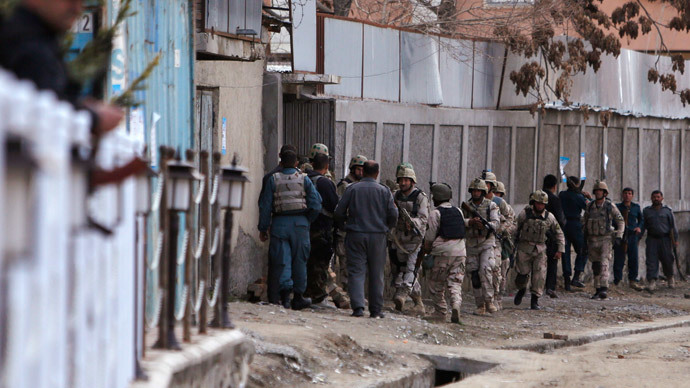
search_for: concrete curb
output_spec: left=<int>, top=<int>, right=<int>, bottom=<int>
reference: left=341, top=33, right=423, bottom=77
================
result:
left=131, top=329, right=254, bottom=388
left=502, top=317, right=690, bottom=353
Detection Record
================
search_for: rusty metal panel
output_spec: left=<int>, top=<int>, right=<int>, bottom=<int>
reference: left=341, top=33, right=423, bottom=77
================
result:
left=323, top=18, right=362, bottom=98
left=363, top=25, right=399, bottom=101
left=400, top=32, right=442, bottom=105
left=283, top=99, right=336, bottom=168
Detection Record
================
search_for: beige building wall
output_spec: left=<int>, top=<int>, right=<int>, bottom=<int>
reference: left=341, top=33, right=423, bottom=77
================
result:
left=195, top=59, right=268, bottom=295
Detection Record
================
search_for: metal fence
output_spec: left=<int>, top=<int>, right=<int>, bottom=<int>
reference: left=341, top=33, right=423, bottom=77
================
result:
left=0, top=68, right=249, bottom=388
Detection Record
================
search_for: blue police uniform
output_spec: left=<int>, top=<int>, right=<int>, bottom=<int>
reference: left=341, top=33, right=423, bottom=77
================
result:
left=640, top=205, right=678, bottom=281
left=613, top=202, right=643, bottom=283
left=258, top=167, right=322, bottom=296
left=558, top=189, right=589, bottom=280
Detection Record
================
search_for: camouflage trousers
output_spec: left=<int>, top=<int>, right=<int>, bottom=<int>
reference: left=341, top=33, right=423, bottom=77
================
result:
left=514, top=244, right=547, bottom=297
left=466, top=241, right=495, bottom=307
left=427, top=255, right=465, bottom=315
left=588, top=237, right=612, bottom=288
left=306, top=231, right=349, bottom=305
left=394, top=248, right=422, bottom=298
left=499, top=256, right=510, bottom=295
left=334, top=232, right=349, bottom=290
left=492, top=245, right=503, bottom=297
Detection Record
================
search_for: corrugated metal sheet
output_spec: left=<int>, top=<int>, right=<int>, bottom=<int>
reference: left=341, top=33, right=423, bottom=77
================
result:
left=439, top=37, right=473, bottom=108
left=362, top=25, right=399, bottom=101
left=323, top=18, right=362, bottom=98
left=400, top=32, right=442, bottom=105
left=471, top=41, right=503, bottom=109
left=292, top=0, right=317, bottom=72
left=283, top=99, right=336, bottom=165
left=205, top=0, right=228, bottom=31
left=205, top=0, right=262, bottom=36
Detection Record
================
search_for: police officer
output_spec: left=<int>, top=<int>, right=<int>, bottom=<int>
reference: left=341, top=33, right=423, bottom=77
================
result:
left=260, top=145, right=298, bottom=304
left=640, top=190, right=678, bottom=291
left=334, top=154, right=368, bottom=291
left=482, top=171, right=515, bottom=311
left=559, top=176, right=592, bottom=289
left=613, top=187, right=644, bottom=290
left=391, top=163, right=428, bottom=314
left=334, top=161, right=398, bottom=318
left=422, top=183, right=466, bottom=323
left=305, top=153, right=351, bottom=309
left=258, top=150, right=322, bottom=309
left=542, top=174, right=566, bottom=298
left=494, top=181, right=515, bottom=296
left=513, top=190, right=565, bottom=310
left=582, top=180, right=625, bottom=300
left=461, top=178, right=500, bottom=315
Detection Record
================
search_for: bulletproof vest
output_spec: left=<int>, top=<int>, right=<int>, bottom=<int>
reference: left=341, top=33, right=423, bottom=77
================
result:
left=520, top=207, right=550, bottom=243
left=585, top=200, right=613, bottom=236
left=438, top=206, right=465, bottom=239
left=309, top=174, right=333, bottom=218
left=272, top=171, right=307, bottom=214
left=395, top=188, right=423, bottom=230
left=338, top=176, right=353, bottom=187
left=463, top=199, right=492, bottom=238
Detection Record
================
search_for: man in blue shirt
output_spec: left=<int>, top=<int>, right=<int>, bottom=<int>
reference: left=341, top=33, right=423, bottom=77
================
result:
left=613, top=187, right=644, bottom=290
left=558, top=176, right=591, bottom=289
left=640, top=190, right=679, bottom=291
left=259, top=150, right=322, bottom=309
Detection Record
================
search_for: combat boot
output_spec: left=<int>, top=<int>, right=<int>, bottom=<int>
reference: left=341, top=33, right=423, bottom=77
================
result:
left=451, top=306, right=461, bottom=324
left=393, top=291, right=406, bottom=312
left=598, top=287, right=608, bottom=299
left=530, top=294, right=540, bottom=310
left=280, top=290, right=292, bottom=309
left=494, top=299, right=502, bottom=311
left=331, top=290, right=351, bottom=309
left=571, top=271, right=585, bottom=288
left=291, top=293, right=312, bottom=310
left=485, top=300, right=497, bottom=314
left=591, top=287, right=602, bottom=299
left=514, top=288, right=526, bottom=305
left=630, top=281, right=644, bottom=291
left=563, top=275, right=572, bottom=291
left=475, top=304, right=487, bottom=315
left=647, top=279, right=657, bottom=292
left=668, top=277, right=675, bottom=289
left=411, top=294, right=426, bottom=315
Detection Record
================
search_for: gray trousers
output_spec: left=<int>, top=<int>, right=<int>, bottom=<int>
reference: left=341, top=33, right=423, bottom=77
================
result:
left=645, top=236, right=674, bottom=280
left=345, top=231, right=387, bottom=313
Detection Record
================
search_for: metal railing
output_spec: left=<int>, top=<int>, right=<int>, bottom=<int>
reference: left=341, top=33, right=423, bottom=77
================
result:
left=0, top=69, right=248, bottom=388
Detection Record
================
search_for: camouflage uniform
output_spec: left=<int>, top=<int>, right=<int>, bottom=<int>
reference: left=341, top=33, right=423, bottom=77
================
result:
left=425, top=202, right=466, bottom=320
left=391, top=187, right=429, bottom=301
left=461, top=191, right=500, bottom=314
left=491, top=196, right=515, bottom=307
left=583, top=192, right=624, bottom=294
left=513, top=202, right=565, bottom=300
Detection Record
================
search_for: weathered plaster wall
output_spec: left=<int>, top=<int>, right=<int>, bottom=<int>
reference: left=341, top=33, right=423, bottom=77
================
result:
left=196, top=60, right=267, bottom=295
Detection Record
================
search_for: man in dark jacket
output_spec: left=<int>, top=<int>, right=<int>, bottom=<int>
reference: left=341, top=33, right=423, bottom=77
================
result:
left=0, top=0, right=123, bottom=134
left=559, top=176, right=591, bottom=288
left=542, top=175, right=566, bottom=296
left=305, top=153, right=350, bottom=308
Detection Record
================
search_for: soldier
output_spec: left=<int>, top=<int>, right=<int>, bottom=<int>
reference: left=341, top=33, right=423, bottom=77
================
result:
left=461, top=178, right=500, bottom=315
left=542, top=174, right=566, bottom=298
left=422, top=183, right=466, bottom=323
left=334, top=155, right=368, bottom=291
left=513, top=190, right=565, bottom=310
left=559, top=176, right=592, bottom=289
left=640, top=190, right=678, bottom=291
left=482, top=171, right=515, bottom=311
left=494, top=181, right=515, bottom=296
left=305, top=153, right=351, bottom=309
left=258, top=150, right=322, bottom=309
left=334, top=161, right=398, bottom=318
left=613, top=188, right=644, bottom=290
left=301, top=143, right=336, bottom=182
left=391, top=163, right=429, bottom=314
left=582, top=180, right=625, bottom=300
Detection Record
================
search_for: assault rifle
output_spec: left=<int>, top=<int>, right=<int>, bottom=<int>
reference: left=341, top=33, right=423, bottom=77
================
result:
left=461, top=202, right=502, bottom=242
left=399, top=207, right=421, bottom=237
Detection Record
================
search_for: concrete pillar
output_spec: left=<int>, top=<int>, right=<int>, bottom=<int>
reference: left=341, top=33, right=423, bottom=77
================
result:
left=509, top=125, right=517, bottom=204
left=460, top=125, right=469, bottom=203
left=432, top=124, right=440, bottom=183
left=344, top=121, right=354, bottom=178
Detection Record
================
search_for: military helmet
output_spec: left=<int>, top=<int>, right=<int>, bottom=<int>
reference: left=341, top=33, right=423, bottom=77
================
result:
left=592, top=180, right=609, bottom=195
left=495, top=181, right=506, bottom=195
left=349, top=155, right=367, bottom=169
left=529, top=190, right=549, bottom=205
left=482, top=170, right=498, bottom=190
left=396, top=163, right=416, bottom=183
left=309, top=143, right=329, bottom=159
left=431, top=183, right=453, bottom=202
left=468, top=178, right=488, bottom=194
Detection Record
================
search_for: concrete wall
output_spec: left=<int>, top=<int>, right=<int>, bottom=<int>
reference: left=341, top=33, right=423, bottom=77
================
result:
left=196, top=60, right=268, bottom=295
left=334, top=99, right=690, bottom=278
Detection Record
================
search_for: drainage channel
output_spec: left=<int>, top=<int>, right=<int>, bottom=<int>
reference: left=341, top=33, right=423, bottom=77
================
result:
left=421, top=354, right=498, bottom=387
